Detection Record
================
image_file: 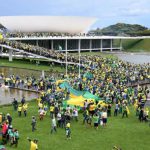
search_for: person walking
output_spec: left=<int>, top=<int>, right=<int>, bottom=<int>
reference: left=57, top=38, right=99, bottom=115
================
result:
left=31, top=116, right=36, bottom=132
left=66, top=121, right=71, bottom=140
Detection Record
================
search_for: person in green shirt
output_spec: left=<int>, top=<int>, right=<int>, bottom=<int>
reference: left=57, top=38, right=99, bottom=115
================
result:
left=93, top=114, right=99, bottom=130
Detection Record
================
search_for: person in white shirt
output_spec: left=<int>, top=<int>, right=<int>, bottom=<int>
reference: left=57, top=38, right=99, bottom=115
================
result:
left=84, top=100, right=89, bottom=110
left=102, top=109, right=108, bottom=127
left=72, top=106, right=78, bottom=122
left=51, top=117, right=57, bottom=134
left=57, top=112, right=62, bottom=127
left=38, top=108, right=45, bottom=120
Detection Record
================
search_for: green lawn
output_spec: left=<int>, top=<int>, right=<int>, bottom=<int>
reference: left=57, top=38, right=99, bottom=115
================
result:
left=0, top=58, right=65, bottom=72
left=122, top=39, right=150, bottom=52
left=0, top=101, right=150, bottom=150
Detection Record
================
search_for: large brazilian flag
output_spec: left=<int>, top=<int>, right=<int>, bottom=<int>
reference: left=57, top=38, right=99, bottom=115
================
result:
left=59, top=81, right=101, bottom=107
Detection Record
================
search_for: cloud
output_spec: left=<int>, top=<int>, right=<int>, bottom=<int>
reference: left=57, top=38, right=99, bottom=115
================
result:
left=119, top=0, right=150, bottom=17
left=120, top=8, right=150, bottom=17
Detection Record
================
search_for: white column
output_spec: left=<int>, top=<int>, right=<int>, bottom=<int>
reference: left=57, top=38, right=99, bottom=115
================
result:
left=78, top=39, right=81, bottom=78
left=101, top=39, right=103, bottom=52
left=120, top=39, right=122, bottom=51
left=65, top=39, right=68, bottom=77
left=51, top=40, right=53, bottom=50
left=110, top=39, right=113, bottom=51
left=42, top=70, right=45, bottom=78
left=89, top=39, right=92, bottom=52
left=9, top=49, right=13, bottom=62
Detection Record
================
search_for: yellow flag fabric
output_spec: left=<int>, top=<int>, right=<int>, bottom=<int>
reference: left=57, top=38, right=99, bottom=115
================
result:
left=70, top=93, right=81, bottom=98
left=56, top=80, right=64, bottom=85
left=67, top=94, right=96, bottom=107
left=0, top=34, right=3, bottom=40
left=67, top=95, right=85, bottom=107
left=56, top=86, right=63, bottom=92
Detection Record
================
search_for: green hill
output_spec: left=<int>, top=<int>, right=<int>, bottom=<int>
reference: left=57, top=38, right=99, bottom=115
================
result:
left=89, top=23, right=149, bottom=36
left=102, top=23, right=147, bottom=36
left=122, top=39, right=150, bottom=52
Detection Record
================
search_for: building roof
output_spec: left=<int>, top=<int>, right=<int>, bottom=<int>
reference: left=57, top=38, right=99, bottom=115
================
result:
left=0, top=16, right=97, bottom=34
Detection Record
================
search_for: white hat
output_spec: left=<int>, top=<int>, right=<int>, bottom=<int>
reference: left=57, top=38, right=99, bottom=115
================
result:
left=7, top=113, right=10, bottom=116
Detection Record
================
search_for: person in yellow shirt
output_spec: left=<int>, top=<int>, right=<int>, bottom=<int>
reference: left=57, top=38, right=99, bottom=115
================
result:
left=66, top=122, right=71, bottom=140
left=38, top=102, right=43, bottom=109
left=27, top=137, right=38, bottom=150
left=22, top=103, right=28, bottom=117
left=18, top=105, right=22, bottom=117
left=89, top=102, right=95, bottom=116
left=50, top=105, right=54, bottom=119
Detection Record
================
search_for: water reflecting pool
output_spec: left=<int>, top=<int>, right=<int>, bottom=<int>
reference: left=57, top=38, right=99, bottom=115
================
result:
left=0, top=87, right=39, bottom=105
left=116, top=53, right=150, bottom=64
left=0, top=66, right=60, bottom=78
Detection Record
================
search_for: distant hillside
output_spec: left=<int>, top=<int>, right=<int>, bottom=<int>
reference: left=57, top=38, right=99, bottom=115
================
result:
left=89, top=23, right=150, bottom=36
left=122, top=39, right=150, bottom=52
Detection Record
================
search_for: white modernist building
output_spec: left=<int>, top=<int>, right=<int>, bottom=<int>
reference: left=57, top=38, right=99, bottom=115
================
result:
left=0, top=16, right=150, bottom=77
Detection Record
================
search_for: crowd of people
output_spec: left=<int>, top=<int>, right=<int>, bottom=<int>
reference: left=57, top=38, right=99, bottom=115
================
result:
left=4, top=32, right=87, bottom=38
left=0, top=39, right=80, bottom=64
left=0, top=113, right=19, bottom=148
left=0, top=50, right=150, bottom=149
left=0, top=30, right=93, bottom=38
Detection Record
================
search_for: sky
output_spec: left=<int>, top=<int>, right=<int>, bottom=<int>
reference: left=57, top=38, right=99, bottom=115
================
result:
left=0, top=0, right=150, bottom=29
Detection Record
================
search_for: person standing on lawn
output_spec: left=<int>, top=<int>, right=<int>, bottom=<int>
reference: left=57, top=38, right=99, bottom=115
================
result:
left=27, top=137, right=38, bottom=150
left=93, top=113, right=99, bottom=130
left=122, top=104, right=128, bottom=118
left=51, top=117, right=57, bottom=134
left=66, top=121, right=71, bottom=140
left=18, top=105, right=22, bottom=117
left=31, top=116, right=37, bottom=132
left=12, top=98, right=18, bottom=111
left=102, top=109, right=108, bottom=127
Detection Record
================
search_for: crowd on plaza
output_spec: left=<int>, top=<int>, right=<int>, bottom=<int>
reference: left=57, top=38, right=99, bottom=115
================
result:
left=3, top=31, right=88, bottom=38
left=0, top=50, right=150, bottom=149
left=0, top=39, right=81, bottom=64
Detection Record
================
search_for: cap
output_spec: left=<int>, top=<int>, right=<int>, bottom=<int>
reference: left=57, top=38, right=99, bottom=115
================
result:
left=7, top=113, right=10, bottom=116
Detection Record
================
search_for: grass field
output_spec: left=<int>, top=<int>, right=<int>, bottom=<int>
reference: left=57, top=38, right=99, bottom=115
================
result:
left=0, top=58, right=65, bottom=72
left=122, top=39, right=150, bottom=52
left=1, top=101, right=150, bottom=150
